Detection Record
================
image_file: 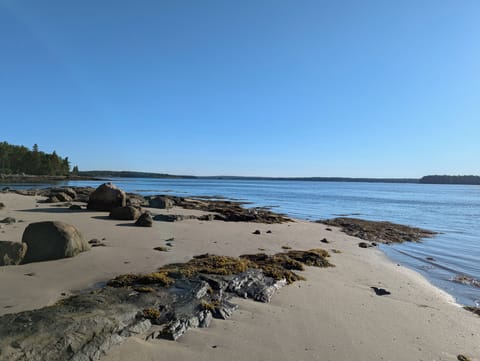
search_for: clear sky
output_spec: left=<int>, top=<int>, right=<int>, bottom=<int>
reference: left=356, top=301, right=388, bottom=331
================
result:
left=1, top=0, right=479, bottom=177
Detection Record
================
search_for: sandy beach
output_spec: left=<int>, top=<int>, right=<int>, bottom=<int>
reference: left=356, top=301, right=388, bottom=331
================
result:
left=0, top=191, right=478, bottom=361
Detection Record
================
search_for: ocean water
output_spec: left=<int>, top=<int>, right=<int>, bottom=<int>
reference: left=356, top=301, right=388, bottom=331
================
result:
left=3, top=178, right=480, bottom=307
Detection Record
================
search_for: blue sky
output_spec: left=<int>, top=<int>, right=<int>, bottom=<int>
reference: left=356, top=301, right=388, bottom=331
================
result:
left=1, top=0, right=479, bottom=177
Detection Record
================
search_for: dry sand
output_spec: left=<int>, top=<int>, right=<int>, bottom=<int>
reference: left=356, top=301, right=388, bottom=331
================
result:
left=0, top=192, right=478, bottom=361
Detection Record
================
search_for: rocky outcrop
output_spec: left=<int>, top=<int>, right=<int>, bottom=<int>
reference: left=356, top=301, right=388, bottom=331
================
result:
left=109, top=206, right=141, bottom=220
left=87, top=183, right=126, bottom=211
left=0, top=241, right=28, bottom=266
left=0, top=250, right=332, bottom=360
left=135, top=213, right=153, bottom=227
left=146, top=195, right=292, bottom=224
left=318, top=217, right=436, bottom=244
left=21, top=221, right=90, bottom=263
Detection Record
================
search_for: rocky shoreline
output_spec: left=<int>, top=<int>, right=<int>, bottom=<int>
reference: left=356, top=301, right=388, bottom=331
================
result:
left=0, top=174, right=101, bottom=183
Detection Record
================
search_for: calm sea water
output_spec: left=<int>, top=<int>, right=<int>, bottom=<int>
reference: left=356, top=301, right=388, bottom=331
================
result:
left=3, top=178, right=480, bottom=307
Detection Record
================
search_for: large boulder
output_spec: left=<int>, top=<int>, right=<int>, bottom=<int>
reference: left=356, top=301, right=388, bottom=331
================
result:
left=148, top=196, right=174, bottom=209
left=87, top=183, right=126, bottom=211
left=109, top=206, right=141, bottom=220
left=0, top=241, right=28, bottom=266
left=22, top=221, right=90, bottom=263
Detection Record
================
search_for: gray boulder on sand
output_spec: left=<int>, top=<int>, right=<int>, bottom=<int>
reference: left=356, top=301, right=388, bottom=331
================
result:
left=0, top=241, right=28, bottom=266
left=87, top=182, right=126, bottom=211
left=22, top=221, right=90, bottom=263
left=109, top=206, right=141, bottom=220
left=148, top=196, right=174, bottom=209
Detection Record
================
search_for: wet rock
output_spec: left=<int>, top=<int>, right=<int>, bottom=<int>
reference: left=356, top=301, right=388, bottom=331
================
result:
left=148, top=196, right=174, bottom=209
left=87, top=183, right=126, bottom=211
left=135, top=213, right=153, bottom=227
left=453, top=275, right=480, bottom=288
left=319, top=218, right=436, bottom=244
left=153, top=214, right=197, bottom=222
left=22, top=221, right=90, bottom=263
left=0, top=241, right=28, bottom=266
left=109, top=206, right=141, bottom=220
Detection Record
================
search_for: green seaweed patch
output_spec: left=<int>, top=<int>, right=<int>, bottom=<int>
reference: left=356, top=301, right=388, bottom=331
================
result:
left=108, top=271, right=174, bottom=288
left=134, top=287, right=155, bottom=293
left=464, top=306, right=480, bottom=317
left=200, top=299, right=220, bottom=311
left=158, top=254, right=255, bottom=278
left=142, top=307, right=161, bottom=320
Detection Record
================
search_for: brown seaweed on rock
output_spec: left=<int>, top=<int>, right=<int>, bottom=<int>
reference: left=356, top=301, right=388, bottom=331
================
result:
left=318, top=217, right=436, bottom=244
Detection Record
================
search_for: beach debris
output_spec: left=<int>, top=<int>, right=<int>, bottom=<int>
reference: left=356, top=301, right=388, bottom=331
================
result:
left=24, top=272, right=35, bottom=277
left=109, top=206, right=141, bottom=220
left=457, top=355, right=472, bottom=361
left=87, top=182, right=127, bottom=211
left=453, top=275, right=480, bottom=288
left=154, top=246, right=169, bottom=252
left=135, top=213, right=153, bottom=227
left=0, top=249, right=333, bottom=359
left=0, top=241, right=28, bottom=266
left=0, top=217, right=16, bottom=224
left=371, top=287, right=391, bottom=296
left=281, top=245, right=292, bottom=250
left=319, top=218, right=436, bottom=244
left=320, top=238, right=330, bottom=243
left=22, top=221, right=90, bottom=263
left=253, top=230, right=261, bottom=235
left=464, top=306, right=480, bottom=316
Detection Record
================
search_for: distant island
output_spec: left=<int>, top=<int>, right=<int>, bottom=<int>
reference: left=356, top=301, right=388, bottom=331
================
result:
left=419, top=175, right=480, bottom=185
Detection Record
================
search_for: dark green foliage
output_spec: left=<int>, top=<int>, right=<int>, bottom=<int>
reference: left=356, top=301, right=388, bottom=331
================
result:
left=0, top=142, right=70, bottom=175
left=420, top=175, right=480, bottom=185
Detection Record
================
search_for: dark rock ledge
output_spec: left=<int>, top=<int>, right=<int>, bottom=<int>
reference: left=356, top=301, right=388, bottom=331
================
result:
left=318, top=217, right=437, bottom=244
left=0, top=249, right=332, bottom=361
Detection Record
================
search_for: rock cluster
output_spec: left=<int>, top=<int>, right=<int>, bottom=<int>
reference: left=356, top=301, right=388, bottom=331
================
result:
left=318, top=217, right=436, bottom=244
left=87, top=183, right=126, bottom=211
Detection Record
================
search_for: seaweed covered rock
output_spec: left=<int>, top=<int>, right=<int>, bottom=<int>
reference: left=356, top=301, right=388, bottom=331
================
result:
left=319, top=217, right=436, bottom=244
left=0, top=249, right=334, bottom=360
left=0, top=241, right=28, bottom=266
left=87, top=183, right=126, bottom=211
left=21, top=221, right=90, bottom=263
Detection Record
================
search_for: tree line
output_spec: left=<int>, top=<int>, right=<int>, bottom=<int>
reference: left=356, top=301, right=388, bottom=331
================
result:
left=0, top=142, right=72, bottom=176
left=419, top=175, right=480, bottom=185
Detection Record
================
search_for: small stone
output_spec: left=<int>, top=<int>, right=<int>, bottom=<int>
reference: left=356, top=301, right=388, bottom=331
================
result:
left=252, top=230, right=261, bottom=235
left=325, top=228, right=332, bottom=231
left=0, top=217, right=16, bottom=224
left=24, top=272, right=36, bottom=277
left=266, top=230, right=272, bottom=234
left=154, top=246, right=168, bottom=252
left=358, top=242, right=369, bottom=248
left=320, top=238, right=330, bottom=243
left=0, top=202, right=5, bottom=209
left=457, top=355, right=472, bottom=361
left=135, top=213, right=153, bottom=227
left=371, top=287, right=391, bottom=296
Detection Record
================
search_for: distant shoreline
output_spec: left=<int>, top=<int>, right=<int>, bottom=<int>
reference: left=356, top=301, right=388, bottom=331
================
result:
left=2, top=172, right=480, bottom=186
